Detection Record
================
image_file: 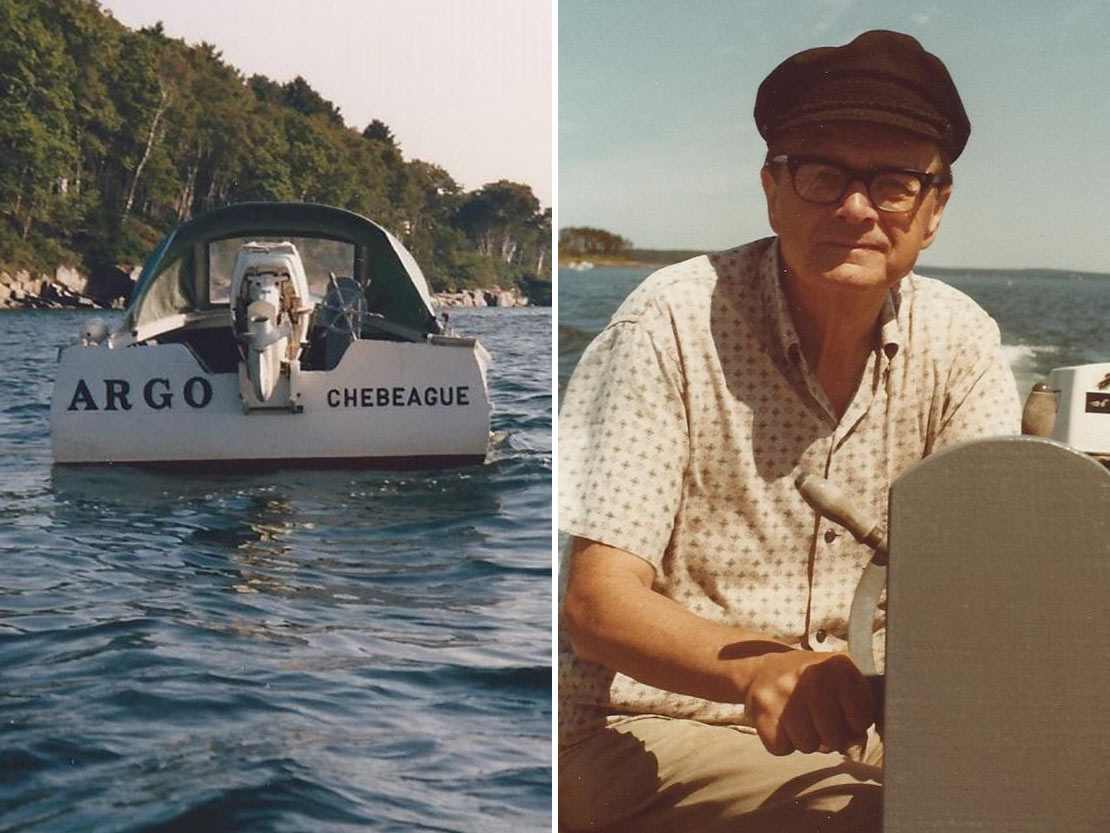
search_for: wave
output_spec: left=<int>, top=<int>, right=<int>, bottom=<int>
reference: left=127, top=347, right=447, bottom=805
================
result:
left=1001, top=343, right=1058, bottom=363
left=369, top=663, right=552, bottom=696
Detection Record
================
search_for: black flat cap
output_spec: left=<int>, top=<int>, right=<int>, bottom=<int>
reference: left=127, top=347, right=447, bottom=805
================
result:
left=754, top=30, right=970, bottom=160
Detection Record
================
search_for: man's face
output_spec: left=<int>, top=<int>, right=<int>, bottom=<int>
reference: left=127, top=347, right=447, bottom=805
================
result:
left=760, top=121, right=951, bottom=294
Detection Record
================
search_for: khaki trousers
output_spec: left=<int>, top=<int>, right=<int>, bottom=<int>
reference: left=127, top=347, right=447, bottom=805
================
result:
left=560, top=716, right=883, bottom=832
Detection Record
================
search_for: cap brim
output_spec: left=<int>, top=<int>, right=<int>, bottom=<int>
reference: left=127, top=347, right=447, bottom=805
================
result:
left=772, top=107, right=947, bottom=145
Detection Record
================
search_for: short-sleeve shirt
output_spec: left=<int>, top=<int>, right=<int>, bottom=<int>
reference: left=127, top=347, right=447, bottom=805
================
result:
left=557, top=237, right=1021, bottom=749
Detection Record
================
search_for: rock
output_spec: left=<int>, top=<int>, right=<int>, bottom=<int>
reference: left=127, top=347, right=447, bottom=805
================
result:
left=0, top=262, right=131, bottom=310
left=86, top=264, right=133, bottom=306
left=483, top=288, right=529, bottom=307
left=55, top=264, right=85, bottom=293
left=434, top=286, right=531, bottom=308
left=435, top=288, right=487, bottom=307
left=40, top=280, right=88, bottom=307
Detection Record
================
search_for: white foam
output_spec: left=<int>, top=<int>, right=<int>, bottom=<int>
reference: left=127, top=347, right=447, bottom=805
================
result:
left=1001, top=344, right=1055, bottom=365
left=1001, top=343, right=1057, bottom=398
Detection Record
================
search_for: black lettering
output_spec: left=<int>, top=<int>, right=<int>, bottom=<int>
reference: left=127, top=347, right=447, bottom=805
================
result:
left=320, top=384, right=474, bottom=408
left=183, top=376, right=212, bottom=409
left=104, top=379, right=132, bottom=411
left=67, top=379, right=98, bottom=411
left=143, top=378, right=173, bottom=410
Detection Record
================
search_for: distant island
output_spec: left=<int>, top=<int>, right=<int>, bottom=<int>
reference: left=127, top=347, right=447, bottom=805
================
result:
left=559, top=250, right=706, bottom=268
left=918, top=265, right=1110, bottom=281
left=558, top=226, right=700, bottom=268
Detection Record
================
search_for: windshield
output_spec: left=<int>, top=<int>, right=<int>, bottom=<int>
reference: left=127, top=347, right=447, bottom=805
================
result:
left=124, top=203, right=440, bottom=338
left=208, top=236, right=357, bottom=303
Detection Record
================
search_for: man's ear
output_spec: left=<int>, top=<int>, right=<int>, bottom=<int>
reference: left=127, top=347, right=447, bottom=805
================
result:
left=761, top=165, right=781, bottom=234
left=919, top=184, right=951, bottom=250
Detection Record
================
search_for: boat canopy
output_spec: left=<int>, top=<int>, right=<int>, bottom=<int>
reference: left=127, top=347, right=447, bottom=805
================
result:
left=121, top=202, right=440, bottom=336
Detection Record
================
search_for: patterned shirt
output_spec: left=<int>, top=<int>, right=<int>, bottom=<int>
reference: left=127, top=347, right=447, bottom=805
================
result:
left=558, top=237, right=1021, bottom=749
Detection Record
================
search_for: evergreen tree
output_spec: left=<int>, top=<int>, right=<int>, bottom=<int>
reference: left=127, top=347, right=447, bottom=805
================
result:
left=0, top=0, right=550, bottom=296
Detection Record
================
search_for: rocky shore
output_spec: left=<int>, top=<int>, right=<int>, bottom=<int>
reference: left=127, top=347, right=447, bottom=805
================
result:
left=0, top=265, right=136, bottom=310
left=433, top=287, right=530, bottom=308
left=0, top=265, right=531, bottom=310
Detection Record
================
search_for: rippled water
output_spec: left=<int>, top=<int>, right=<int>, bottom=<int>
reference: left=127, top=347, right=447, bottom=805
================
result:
left=1, top=307, right=552, bottom=832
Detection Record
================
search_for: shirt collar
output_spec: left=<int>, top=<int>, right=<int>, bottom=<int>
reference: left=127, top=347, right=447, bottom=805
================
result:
left=878, top=284, right=903, bottom=361
left=759, top=240, right=802, bottom=365
left=760, top=239, right=904, bottom=366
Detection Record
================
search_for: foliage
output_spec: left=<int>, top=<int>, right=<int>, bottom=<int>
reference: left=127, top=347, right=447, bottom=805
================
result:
left=559, top=226, right=631, bottom=257
left=362, top=118, right=397, bottom=147
left=0, top=0, right=549, bottom=295
left=519, top=271, right=552, bottom=306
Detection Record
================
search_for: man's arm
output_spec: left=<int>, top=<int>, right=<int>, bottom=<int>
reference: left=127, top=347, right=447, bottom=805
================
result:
left=562, top=536, right=877, bottom=756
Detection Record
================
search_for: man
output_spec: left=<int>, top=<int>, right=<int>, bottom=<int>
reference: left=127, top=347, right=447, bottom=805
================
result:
left=558, top=30, right=1020, bottom=832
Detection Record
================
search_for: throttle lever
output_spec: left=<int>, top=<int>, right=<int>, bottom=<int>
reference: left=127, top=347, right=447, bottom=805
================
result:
left=795, top=472, right=887, bottom=677
left=795, top=472, right=888, bottom=565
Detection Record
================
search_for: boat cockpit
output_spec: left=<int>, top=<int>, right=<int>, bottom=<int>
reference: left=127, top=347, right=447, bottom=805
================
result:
left=92, top=203, right=446, bottom=410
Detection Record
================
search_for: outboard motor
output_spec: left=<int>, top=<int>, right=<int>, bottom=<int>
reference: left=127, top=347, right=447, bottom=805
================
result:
left=230, top=242, right=311, bottom=405
left=1023, top=363, right=1110, bottom=466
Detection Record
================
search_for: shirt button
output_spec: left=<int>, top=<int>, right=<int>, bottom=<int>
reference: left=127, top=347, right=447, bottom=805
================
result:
left=824, top=528, right=839, bottom=543
left=815, top=629, right=827, bottom=643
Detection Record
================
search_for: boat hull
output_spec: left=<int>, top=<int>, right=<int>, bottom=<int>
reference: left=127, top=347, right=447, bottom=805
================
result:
left=51, top=339, right=491, bottom=467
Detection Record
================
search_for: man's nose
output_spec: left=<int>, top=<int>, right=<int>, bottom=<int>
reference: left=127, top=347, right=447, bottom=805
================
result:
left=836, top=180, right=879, bottom=221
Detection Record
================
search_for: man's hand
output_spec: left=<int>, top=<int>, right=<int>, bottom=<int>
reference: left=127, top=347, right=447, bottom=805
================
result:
left=744, top=650, right=876, bottom=756
left=564, top=538, right=878, bottom=757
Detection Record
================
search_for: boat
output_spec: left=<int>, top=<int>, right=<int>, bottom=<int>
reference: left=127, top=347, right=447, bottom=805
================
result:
left=50, top=202, right=492, bottom=467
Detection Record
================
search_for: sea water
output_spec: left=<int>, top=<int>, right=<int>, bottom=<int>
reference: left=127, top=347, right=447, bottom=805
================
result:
left=0, top=307, right=551, bottom=832
left=559, top=265, right=1110, bottom=401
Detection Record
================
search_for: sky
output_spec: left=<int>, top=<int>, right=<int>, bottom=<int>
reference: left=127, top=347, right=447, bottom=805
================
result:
left=560, top=0, right=1110, bottom=273
left=98, top=0, right=552, bottom=208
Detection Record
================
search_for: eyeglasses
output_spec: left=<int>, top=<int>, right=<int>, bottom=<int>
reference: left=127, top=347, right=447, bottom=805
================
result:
left=768, top=154, right=942, bottom=213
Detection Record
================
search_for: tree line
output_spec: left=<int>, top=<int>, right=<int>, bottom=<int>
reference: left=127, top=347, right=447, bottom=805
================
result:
left=558, top=226, right=631, bottom=257
left=0, top=0, right=550, bottom=298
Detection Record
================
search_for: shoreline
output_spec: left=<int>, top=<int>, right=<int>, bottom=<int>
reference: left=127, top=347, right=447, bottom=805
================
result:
left=0, top=266, right=538, bottom=311
left=559, top=256, right=654, bottom=269
left=431, top=287, right=532, bottom=308
left=559, top=255, right=1110, bottom=280
left=559, top=249, right=705, bottom=270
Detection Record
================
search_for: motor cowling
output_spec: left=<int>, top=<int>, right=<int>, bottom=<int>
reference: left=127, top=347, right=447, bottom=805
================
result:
left=230, top=242, right=311, bottom=405
left=1038, top=363, right=1110, bottom=459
